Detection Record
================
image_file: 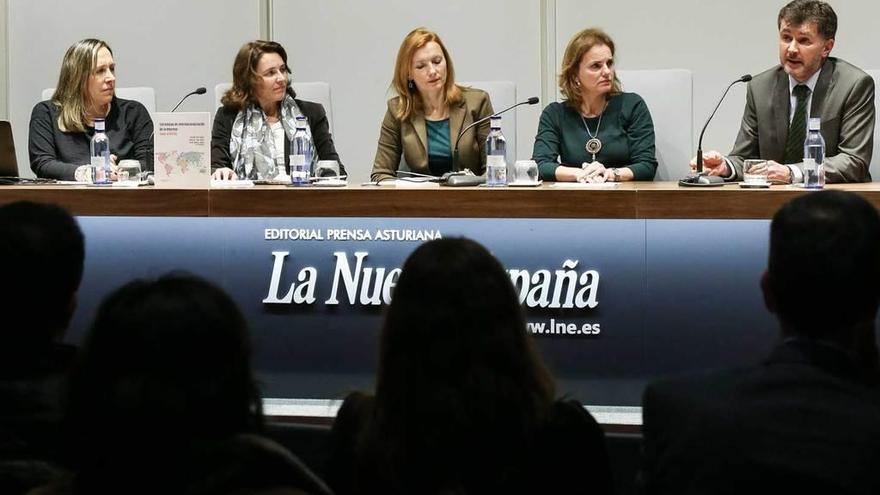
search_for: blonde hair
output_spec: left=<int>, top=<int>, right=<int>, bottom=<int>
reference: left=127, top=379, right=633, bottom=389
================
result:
left=52, top=39, right=113, bottom=133
left=391, top=28, right=462, bottom=121
left=558, top=28, right=622, bottom=111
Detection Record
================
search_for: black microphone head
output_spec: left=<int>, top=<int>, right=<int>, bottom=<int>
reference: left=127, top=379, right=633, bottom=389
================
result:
left=527, top=96, right=539, bottom=105
left=194, top=87, right=207, bottom=95
left=740, top=74, right=753, bottom=82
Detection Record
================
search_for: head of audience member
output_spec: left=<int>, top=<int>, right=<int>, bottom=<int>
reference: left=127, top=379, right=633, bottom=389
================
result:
left=0, top=201, right=84, bottom=363
left=63, top=273, right=263, bottom=476
left=52, top=38, right=115, bottom=133
left=777, top=0, right=836, bottom=83
left=763, top=191, right=880, bottom=354
left=391, top=27, right=462, bottom=120
left=367, top=237, right=556, bottom=490
left=222, top=40, right=294, bottom=113
left=558, top=27, right=622, bottom=112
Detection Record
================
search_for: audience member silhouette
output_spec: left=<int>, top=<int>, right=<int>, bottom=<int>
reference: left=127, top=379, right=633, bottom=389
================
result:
left=327, top=237, right=613, bottom=494
left=642, top=190, right=880, bottom=494
left=0, top=201, right=84, bottom=495
left=48, top=274, right=331, bottom=495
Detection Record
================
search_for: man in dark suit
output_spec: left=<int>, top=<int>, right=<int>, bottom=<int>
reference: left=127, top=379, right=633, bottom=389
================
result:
left=0, top=201, right=84, bottom=494
left=641, top=190, right=880, bottom=494
left=694, top=0, right=875, bottom=183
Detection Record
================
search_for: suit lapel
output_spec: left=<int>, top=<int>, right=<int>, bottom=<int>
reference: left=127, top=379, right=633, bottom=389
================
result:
left=412, top=112, right=428, bottom=153
left=811, top=58, right=835, bottom=119
left=448, top=99, right=467, bottom=154
left=446, top=99, right=469, bottom=172
left=771, top=68, right=790, bottom=158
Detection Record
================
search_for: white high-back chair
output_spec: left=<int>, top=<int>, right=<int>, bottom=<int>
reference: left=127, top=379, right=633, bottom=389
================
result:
left=864, top=70, right=880, bottom=182
left=460, top=81, right=517, bottom=158
left=41, top=87, right=157, bottom=114
left=213, top=82, right=334, bottom=133
left=616, top=70, right=693, bottom=181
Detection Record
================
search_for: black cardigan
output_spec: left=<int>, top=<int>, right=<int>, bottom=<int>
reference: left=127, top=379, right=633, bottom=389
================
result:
left=29, top=97, right=154, bottom=180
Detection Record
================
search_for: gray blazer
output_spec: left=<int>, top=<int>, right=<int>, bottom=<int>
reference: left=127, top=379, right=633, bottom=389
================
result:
left=729, top=57, right=875, bottom=183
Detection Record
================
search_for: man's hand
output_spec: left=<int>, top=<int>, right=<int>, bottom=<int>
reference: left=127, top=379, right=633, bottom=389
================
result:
left=766, top=161, right=792, bottom=184
left=690, top=151, right=729, bottom=177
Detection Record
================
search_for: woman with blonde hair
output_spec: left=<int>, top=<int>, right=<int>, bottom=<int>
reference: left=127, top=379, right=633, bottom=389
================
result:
left=532, top=28, right=657, bottom=182
left=211, top=40, right=343, bottom=181
left=371, top=28, right=494, bottom=182
left=29, top=38, right=153, bottom=180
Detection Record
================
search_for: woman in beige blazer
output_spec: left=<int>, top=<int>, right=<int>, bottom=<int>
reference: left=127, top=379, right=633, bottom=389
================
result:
left=371, top=28, right=494, bottom=182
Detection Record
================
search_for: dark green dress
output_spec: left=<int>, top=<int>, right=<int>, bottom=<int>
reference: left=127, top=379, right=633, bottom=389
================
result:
left=426, top=119, right=453, bottom=176
left=531, top=92, right=657, bottom=181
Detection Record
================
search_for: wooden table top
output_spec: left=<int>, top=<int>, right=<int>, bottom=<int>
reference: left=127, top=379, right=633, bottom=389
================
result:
left=3, top=182, right=878, bottom=219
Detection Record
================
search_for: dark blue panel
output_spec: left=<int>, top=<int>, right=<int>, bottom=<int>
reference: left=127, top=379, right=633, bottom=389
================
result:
left=65, top=216, right=800, bottom=407
left=69, top=217, right=227, bottom=342
left=644, top=219, right=777, bottom=376
left=211, top=218, right=646, bottom=402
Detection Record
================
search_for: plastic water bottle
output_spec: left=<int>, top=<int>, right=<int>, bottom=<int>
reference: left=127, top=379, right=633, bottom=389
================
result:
left=803, top=117, right=825, bottom=189
left=90, top=118, right=111, bottom=184
left=485, top=116, right=506, bottom=187
left=290, top=116, right=312, bottom=186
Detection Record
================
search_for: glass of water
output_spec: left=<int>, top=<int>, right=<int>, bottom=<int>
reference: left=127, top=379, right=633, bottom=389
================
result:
left=117, top=159, right=142, bottom=185
left=513, top=160, right=539, bottom=184
left=742, top=159, right=769, bottom=185
left=315, top=160, right=341, bottom=178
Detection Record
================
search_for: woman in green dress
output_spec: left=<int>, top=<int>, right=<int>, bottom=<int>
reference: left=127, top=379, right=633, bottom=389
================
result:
left=532, top=28, right=657, bottom=183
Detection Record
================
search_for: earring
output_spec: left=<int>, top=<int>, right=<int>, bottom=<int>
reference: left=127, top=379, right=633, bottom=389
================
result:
left=407, top=79, right=416, bottom=92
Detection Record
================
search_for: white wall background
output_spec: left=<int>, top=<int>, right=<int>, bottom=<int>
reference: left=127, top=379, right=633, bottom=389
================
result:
left=5, top=0, right=261, bottom=177
left=273, top=0, right=542, bottom=184
left=2, top=0, right=880, bottom=182
left=557, top=0, right=880, bottom=166
left=0, top=0, right=7, bottom=120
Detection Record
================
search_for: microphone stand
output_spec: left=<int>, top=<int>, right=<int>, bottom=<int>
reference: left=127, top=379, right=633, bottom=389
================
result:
left=452, top=97, right=539, bottom=171
left=170, top=87, right=207, bottom=112
left=149, top=87, right=207, bottom=142
left=680, top=75, right=751, bottom=187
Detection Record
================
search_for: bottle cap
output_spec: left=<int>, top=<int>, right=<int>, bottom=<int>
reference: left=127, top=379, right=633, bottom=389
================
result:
left=94, top=118, right=105, bottom=131
left=808, top=117, right=821, bottom=131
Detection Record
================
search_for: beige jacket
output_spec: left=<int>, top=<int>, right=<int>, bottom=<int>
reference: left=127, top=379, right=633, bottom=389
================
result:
left=371, top=87, right=494, bottom=182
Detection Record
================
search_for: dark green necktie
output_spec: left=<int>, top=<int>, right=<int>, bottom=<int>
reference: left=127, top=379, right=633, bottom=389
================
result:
left=783, top=84, right=810, bottom=164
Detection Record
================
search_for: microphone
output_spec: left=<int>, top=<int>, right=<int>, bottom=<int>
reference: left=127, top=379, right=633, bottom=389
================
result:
left=169, top=87, right=207, bottom=112
left=149, top=87, right=208, bottom=142
left=395, top=169, right=485, bottom=187
left=396, top=170, right=437, bottom=181
left=453, top=96, right=539, bottom=171
left=680, top=74, right=751, bottom=186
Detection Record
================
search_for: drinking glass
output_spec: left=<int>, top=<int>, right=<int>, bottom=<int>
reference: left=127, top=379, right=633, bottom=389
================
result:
left=742, top=159, right=769, bottom=184
left=117, top=159, right=142, bottom=184
left=315, top=160, right=341, bottom=178
left=513, top=160, right=539, bottom=183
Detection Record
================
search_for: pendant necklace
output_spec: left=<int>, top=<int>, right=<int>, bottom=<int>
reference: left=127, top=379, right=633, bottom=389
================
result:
left=581, top=101, right=607, bottom=162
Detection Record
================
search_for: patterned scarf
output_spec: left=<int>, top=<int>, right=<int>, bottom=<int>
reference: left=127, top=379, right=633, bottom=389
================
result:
left=229, top=92, right=314, bottom=180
